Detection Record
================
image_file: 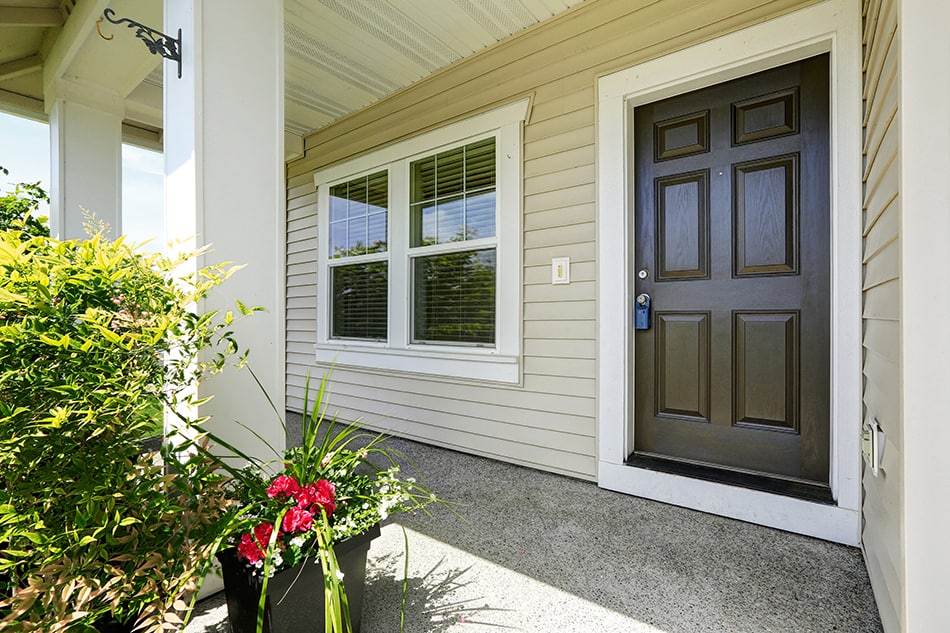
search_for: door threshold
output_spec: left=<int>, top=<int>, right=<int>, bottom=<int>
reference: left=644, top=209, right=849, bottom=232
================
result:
left=625, top=453, right=834, bottom=505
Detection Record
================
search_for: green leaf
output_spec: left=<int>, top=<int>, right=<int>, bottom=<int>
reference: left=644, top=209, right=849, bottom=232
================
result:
left=23, top=532, right=45, bottom=544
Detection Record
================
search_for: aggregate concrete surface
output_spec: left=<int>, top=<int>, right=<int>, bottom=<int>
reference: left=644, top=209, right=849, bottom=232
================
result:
left=185, top=429, right=882, bottom=633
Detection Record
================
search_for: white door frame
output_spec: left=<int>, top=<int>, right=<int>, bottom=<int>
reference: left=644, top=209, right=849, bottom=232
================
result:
left=595, top=0, right=863, bottom=545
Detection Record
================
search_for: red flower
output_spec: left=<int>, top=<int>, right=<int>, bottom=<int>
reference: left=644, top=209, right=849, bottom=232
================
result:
left=281, top=505, right=314, bottom=533
left=295, top=479, right=336, bottom=516
left=267, top=475, right=300, bottom=499
left=237, top=522, right=276, bottom=564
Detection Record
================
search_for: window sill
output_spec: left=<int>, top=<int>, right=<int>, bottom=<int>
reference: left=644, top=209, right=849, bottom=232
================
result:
left=314, top=342, right=519, bottom=383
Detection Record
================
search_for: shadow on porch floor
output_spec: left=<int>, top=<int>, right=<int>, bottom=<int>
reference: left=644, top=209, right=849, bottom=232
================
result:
left=185, top=433, right=882, bottom=633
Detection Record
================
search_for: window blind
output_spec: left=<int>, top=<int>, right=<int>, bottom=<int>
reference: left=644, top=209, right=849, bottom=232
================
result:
left=410, top=138, right=495, bottom=246
left=328, top=171, right=388, bottom=340
left=331, top=261, right=388, bottom=340
left=412, top=249, right=496, bottom=345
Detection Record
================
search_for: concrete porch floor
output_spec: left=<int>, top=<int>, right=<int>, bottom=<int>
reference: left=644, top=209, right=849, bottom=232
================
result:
left=185, top=435, right=882, bottom=633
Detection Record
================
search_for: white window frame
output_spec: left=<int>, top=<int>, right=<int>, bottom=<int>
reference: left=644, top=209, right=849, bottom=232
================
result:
left=325, top=170, right=390, bottom=342
left=314, top=99, right=529, bottom=382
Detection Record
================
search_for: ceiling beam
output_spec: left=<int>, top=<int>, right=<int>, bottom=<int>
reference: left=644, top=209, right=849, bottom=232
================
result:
left=0, top=87, right=46, bottom=120
left=122, top=121, right=162, bottom=151
left=41, top=0, right=110, bottom=101
left=0, top=55, right=43, bottom=82
left=0, top=7, right=64, bottom=27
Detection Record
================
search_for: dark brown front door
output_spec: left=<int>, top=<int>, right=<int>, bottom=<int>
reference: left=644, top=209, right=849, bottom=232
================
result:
left=632, top=55, right=830, bottom=488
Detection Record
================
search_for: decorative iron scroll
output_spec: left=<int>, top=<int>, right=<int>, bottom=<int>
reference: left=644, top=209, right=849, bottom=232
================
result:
left=102, top=8, right=182, bottom=78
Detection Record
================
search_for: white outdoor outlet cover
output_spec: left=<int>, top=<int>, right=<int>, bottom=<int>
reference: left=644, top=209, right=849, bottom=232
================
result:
left=862, top=418, right=885, bottom=476
left=552, top=257, right=570, bottom=284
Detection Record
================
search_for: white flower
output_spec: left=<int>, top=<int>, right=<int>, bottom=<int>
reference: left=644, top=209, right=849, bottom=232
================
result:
left=335, top=569, right=345, bottom=580
left=290, top=535, right=306, bottom=548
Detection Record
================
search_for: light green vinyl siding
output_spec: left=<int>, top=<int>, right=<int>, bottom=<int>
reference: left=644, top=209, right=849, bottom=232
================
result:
left=861, top=0, right=902, bottom=631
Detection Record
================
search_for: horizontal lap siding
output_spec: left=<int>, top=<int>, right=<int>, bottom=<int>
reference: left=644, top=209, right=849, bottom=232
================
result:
left=861, top=0, right=902, bottom=631
left=286, top=0, right=816, bottom=481
left=286, top=175, right=318, bottom=409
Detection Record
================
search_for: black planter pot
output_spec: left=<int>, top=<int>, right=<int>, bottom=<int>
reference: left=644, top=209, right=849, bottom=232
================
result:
left=216, top=524, right=380, bottom=633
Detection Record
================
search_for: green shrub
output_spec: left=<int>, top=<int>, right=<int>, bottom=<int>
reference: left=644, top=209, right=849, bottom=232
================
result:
left=0, top=166, right=49, bottom=237
left=0, top=228, right=257, bottom=631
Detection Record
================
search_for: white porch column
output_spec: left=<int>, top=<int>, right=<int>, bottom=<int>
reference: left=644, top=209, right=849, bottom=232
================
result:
left=47, top=82, right=123, bottom=239
left=900, top=0, right=950, bottom=630
left=163, top=0, right=286, bottom=466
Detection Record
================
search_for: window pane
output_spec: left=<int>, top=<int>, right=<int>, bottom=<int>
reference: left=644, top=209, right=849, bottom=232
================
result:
left=367, top=171, right=388, bottom=211
left=437, top=196, right=464, bottom=243
left=348, top=179, right=367, bottom=210
left=331, top=262, right=388, bottom=340
left=411, top=202, right=437, bottom=247
left=465, top=138, right=496, bottom=190
left=329, top=221, right=348, bottom=257
left=412, top=249, right=495, bottom=345
left=329, top=184, right=348, bottom=222
left=436, top=146, right=464, bottom=197
left=465, top=191, right=495, bottom=239
left=410, top=138, right=496, bottom=246
left=347, top=217, right=366, bottom=255
left=328, top=171, right=387, bottom=257
left=367, top=212, right=387, bottom=253
left=410, top=156, right=436, bottom=203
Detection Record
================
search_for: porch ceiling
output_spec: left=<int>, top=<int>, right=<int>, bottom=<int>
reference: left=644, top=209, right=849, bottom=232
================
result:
left=0, top=0, right=585, bottom=142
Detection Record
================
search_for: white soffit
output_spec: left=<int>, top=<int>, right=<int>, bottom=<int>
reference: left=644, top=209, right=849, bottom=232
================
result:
left=0, top=0, right=585, bottom=138
left=0, top=1, right=64, bottom=114
left=283, top=0, right=585, bottom=135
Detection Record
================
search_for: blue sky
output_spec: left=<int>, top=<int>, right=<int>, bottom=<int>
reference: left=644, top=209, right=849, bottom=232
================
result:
left=0, top=112, right=49, bottom=190
left=0, top=110, right=164, bottom=249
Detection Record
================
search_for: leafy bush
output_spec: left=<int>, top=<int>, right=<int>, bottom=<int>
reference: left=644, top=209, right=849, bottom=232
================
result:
left=0, top=166, right=49, bottom=237
left=0, top=228, right=256, bottom=631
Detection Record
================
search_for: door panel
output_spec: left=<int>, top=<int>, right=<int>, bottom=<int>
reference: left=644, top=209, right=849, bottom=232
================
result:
left=632, top=54, right=830, bottom=486
left=733, top=311, right=799, bottom=432
left=656, top=171, right=709, bottom=280
left=655, top=312, right=710, bottom=422
left=733, top=155, right=798, bottom=276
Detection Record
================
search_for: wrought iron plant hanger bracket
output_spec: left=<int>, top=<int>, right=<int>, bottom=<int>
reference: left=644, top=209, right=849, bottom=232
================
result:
left=100, top=8, right=182, bottom=78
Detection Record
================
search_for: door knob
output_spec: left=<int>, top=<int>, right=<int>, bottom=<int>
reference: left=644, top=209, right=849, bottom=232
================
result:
left=635, top=293, right=651, bottom=329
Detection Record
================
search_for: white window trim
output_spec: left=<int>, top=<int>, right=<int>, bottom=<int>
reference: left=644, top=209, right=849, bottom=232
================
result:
left=314, top=98, right=529, bottom=383
left=596, top=0, right=862, bottom=545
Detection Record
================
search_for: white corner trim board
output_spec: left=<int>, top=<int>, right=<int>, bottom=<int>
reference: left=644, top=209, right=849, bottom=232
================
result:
left=595, top=0, right=863, bottom=545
